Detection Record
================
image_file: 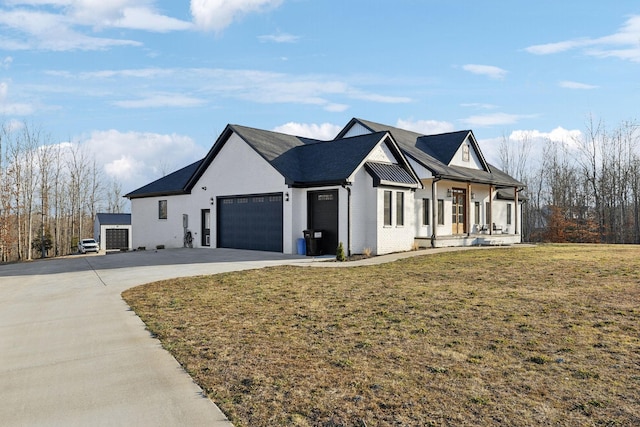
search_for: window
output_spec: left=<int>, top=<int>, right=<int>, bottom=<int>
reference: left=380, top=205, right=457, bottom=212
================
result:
left=396, top=192, right=404, bottom=226
left=158, top=200, right=167, bottom=219
left=437, top=199, right=444, bottom=225
left=462, top=144, right=470, bottom=162
left=507, top=203, right=512, bottom=225
left=486, top=202, right=491, bottom=225
left=474, top=201, right=480, bottom=225
left=422, top=198, right=430, bottom=226
left=383, top=191, right=392, bottom=226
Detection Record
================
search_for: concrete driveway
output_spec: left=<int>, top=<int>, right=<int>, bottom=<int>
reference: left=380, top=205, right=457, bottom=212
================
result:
left=0, top=248, right=313, bottom=427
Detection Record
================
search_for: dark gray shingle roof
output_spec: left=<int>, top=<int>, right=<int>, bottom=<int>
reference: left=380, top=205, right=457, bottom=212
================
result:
left=340, top=118, right=524, bottom=188
left=126, top=124, right=419, bottom=198
left=96, top=213, right=131, bottom=225
left=125, top=159, right=203, bottom=199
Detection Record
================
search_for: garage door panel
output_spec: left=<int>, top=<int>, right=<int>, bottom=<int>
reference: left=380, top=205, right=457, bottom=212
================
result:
left=217, top=193, right=283, bottom=252
left=105, top=228, right=129, bottom=250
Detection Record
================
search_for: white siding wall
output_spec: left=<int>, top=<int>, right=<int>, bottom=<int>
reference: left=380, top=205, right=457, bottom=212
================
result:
left=367, top=142, right=397, bottom=163
left=341, top=122, right=370, bottom=138
left=449, top=136, right=484, bottom=169
left=375, top=186, right=416, bottom=254
left=349, top=168, right=377, bottom=254
left=414, top=188, right=432, bottom=238
left=131, top=132, right=293, bottom=252
left=131, top=194, right=191, bottom=249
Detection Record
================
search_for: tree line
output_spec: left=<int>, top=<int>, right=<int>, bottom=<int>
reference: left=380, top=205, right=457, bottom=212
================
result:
left=501, top=117, right=640, bottom=244
left=0, top=122, right=124, bottom=262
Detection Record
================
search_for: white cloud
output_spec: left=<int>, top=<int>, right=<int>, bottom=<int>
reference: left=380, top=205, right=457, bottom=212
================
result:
left=396, top=118, right=455, bottom=135
left=112, top=93, right=207, bottom=108
left=461, top=112, right=536, bottom=127
left=81, top=129, right=207, bottom=192
left=525, top=40, right=584, bottom=55
left=2, top=56, right=13, bottom=69
left=462, top=64, right=508, bottom=80
left=41, top=66, right=414, bottom=112
left=480, top=126, right=585, bottom=166
left=525, top=15, right=640, bottom=62
left=0, top=81, right=35, bottom=115
left=258, top=31, right=300, bottom=43
left=509, top=127, right=583, bottom=147
left=191, top=0, right=284, bottom=33
left=0, top=1, right=190, bottom=51
left=559, top=80, right=598, bottom=90
left=104, top=7, right=192, bottom=32
left=273, top=122, right=342, bottom=140
left=0, top=9, right=142, bottom=51
left=461, top=102, right=499, bottom=110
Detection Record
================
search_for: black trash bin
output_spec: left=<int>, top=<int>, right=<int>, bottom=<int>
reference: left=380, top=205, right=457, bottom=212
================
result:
left=303, top=229, right=323, bottom=256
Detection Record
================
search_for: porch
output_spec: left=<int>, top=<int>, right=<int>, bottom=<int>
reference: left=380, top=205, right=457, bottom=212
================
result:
left=414, top=231, right=522, bottom=249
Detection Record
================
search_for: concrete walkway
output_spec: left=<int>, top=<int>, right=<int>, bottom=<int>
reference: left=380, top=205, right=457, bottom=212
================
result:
left=0, top=245, right=523, bottom=426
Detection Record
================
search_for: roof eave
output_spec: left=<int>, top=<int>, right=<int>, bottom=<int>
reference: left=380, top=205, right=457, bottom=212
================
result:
left=126, top=189, right=189, bottom=200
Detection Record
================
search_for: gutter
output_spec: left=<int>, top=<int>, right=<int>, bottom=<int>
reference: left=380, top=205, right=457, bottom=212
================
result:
left=431, top=176, right=442, bottom=248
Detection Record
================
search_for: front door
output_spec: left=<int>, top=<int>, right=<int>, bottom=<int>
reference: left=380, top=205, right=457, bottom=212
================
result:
left=201, top=209, right=210, bottom=246
left=451, top=188, right=466, bottom=234
left=307, top=190, right=338, bottom=255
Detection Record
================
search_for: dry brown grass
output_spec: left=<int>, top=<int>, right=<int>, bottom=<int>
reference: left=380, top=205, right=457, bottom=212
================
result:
left=122, top=244, right=640, bottom=426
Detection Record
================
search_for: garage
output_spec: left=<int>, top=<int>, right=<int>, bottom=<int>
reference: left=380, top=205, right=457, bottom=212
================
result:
left=105, top=228, right=129, bottom=250
left=217, top=193, right=283, bottom=252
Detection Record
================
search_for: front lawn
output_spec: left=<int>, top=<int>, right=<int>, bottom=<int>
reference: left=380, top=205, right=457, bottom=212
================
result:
left=122, top=244, right=640, bottom=426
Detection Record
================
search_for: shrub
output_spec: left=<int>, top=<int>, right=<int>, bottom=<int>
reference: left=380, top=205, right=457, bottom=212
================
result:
left=336, top=242, right=346, bottom=262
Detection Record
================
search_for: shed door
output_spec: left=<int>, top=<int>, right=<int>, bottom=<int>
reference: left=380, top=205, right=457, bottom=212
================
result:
left=217, top=193, right=283, bottom=252
left=105, top=228, right=129, bottom=250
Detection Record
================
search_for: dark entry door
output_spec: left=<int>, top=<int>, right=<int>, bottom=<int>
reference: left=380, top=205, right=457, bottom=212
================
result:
left=217, top=193, right=283, bottom=252
left=307, top=190, right=338, bottom=255
left=201, top=209, right=210, bottom=246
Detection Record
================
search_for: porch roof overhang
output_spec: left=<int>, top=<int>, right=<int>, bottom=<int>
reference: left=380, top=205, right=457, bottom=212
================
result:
left=365, top=162, right=420, bottom=188
left=433, top=165, right=526, bottom=189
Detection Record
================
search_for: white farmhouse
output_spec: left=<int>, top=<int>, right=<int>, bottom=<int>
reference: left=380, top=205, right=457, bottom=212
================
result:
left=126, top=118, right=524, bottom=255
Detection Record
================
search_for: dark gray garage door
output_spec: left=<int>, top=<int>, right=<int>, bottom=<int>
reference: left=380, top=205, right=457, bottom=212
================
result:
left=217, top=193, right=283, bottom=252
left=105, top=228, right=129, bottom=250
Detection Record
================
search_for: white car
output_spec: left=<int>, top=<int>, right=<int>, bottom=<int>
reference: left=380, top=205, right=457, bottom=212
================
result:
left=78, top=238, right=99, bottom=254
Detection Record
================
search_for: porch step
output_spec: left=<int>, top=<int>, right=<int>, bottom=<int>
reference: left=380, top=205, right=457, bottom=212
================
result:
left=478, top=237, right=505, bottom=246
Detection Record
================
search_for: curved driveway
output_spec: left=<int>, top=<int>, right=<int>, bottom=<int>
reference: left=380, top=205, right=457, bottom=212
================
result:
left=0, top=248, right=316, bottom=427
left=0, top=245, right=506, bottom=426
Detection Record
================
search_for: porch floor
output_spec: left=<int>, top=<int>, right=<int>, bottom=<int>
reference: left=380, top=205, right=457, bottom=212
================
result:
left=415, top=233, right=521, bottom=249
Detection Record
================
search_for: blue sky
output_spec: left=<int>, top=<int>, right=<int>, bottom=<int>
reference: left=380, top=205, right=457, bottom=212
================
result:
left=1, top=0, right=639, bottom=194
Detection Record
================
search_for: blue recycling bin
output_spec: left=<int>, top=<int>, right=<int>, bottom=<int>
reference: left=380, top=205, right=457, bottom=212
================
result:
left=296, top=238, right=306, bottom=255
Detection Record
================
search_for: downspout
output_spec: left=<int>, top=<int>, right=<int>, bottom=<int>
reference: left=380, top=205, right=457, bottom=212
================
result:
left=517, top=187, right=525, bottom=242
left=489, top=185, right=494, bottom=235
left=431, top=177, right=441, bottom=248
left=342, top=184, right=352, bottom=257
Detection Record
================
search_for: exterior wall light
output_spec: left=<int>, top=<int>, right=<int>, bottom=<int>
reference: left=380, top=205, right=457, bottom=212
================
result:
left=446, top=189, right=452, bottom=197
left=285, top=192, right=290, bottom=202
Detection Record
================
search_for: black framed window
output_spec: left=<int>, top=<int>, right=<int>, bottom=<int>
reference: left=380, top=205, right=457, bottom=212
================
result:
left=437, top=199, right=444, bottom=225
left=507, top=203, right=512, bottom=225
left=383, top=191, right=392, bottom=226
left=474, top=201, right=480, bottom=225
left=423, top=198, right=430, bottom=226
left=158, top=200, right=167, bottom=219
left=396, top=192, right=404, bottom=226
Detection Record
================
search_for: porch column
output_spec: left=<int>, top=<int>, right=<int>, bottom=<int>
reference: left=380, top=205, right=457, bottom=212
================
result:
left=489, top=185, right=493, bottom=235
left=467, top=182, right=472, bottom=236
left=514, top=187, right=519, bottom=236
